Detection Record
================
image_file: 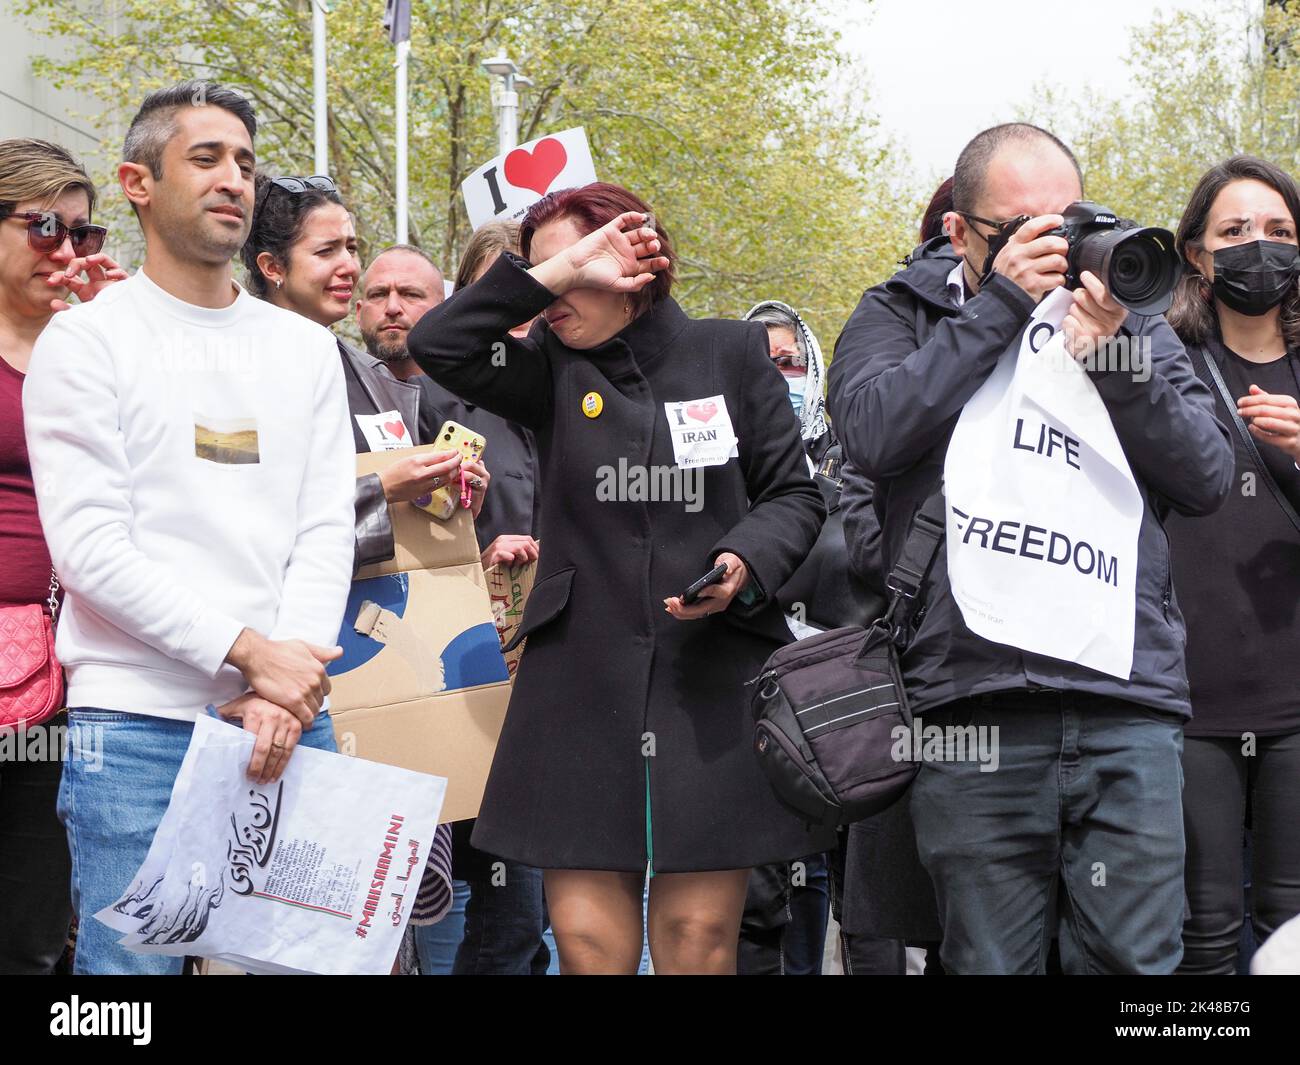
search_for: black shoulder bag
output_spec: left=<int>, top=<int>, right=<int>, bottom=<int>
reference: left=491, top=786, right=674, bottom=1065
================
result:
left=750, top=488, right=946, bottom=828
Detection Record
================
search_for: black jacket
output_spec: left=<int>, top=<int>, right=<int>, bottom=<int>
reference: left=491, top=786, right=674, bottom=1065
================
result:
left=828, top=237, right=1234, bottom=718
left=407, top=254, right=833, bottom=872
left=338, top=339, right=443, bottom=571
left=776, top=439, right=886, bottom=629
left=416, top=377, right=540, bottom=547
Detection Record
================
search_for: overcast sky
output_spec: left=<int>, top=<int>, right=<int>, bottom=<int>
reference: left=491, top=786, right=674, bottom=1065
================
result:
left=839, top=0, right=1254, bottom=182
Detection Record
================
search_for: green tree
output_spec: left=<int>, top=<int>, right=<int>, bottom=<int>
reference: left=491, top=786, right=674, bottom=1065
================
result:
left=20, top=0, right=919, bottom=345
left=1020, top=4, right=1300, bottom=230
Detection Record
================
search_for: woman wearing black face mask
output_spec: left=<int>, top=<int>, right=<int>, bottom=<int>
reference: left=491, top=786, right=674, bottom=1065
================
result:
left=1166, top=155, right=1300, bottom=974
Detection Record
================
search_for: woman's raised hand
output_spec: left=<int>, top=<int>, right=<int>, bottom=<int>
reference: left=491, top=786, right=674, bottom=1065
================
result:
left=531, top=212, right=669, bottom=296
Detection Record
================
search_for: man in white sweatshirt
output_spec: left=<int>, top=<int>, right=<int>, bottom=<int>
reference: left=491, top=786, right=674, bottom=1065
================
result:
left=23, top=82, right=355, bottom=974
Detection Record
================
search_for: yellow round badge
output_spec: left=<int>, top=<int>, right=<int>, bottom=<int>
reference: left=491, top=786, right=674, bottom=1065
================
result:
left=582, top=391, right=603, bottom=418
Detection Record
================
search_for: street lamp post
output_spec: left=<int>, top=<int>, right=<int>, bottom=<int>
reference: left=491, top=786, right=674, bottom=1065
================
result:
left=312, top=0, right=328, bottom=175
left=481, top=54, right=529, bottom=154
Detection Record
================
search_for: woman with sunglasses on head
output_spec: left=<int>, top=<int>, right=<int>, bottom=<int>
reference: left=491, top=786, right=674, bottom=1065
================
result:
left=1164, top=155, right=1300, bottom=974
left=240, top=173, right=491, bottom=554
left=239, top=172, right=488, bottom=939
left=0, top=138, right=125, bottom=974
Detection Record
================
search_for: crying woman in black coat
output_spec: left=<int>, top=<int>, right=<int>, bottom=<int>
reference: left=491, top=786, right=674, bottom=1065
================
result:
left=407, top=183, right=832, bottom=974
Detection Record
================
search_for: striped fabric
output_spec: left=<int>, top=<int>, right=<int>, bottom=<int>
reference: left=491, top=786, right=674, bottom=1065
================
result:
left=409, top=821, right=455, bottom=926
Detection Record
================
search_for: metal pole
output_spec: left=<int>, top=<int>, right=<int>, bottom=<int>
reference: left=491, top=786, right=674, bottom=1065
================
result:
left=395, top=40, right=410, bottom=242
left=499, top=71, right=518, bottom=154
left=312, top=0, right=328, bottom=174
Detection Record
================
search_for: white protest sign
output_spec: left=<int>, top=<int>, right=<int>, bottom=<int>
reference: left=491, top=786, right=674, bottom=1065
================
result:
left=98, top=714, right=446, bottom=974
left=354, top=410, right=414, bottom=451
left=460, top=127, right=598, bottom=230
left=943, top=288, right=1143, bottom=679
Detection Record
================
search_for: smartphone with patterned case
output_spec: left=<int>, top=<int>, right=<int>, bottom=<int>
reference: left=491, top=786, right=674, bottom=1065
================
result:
left=415, top=420, right=487, bottom=520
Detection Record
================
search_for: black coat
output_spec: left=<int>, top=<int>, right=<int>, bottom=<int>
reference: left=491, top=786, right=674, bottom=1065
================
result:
left=828, top=237, right=1234, bottom=718
left=776, top=440, right=886, bottom=630
left=416, top=377, right=541, bottom=546
left=838, top=457, right=941, bottom=942
left=338, top=339, right=443, bottom=570
left=407, top=254, right=834, bottom=872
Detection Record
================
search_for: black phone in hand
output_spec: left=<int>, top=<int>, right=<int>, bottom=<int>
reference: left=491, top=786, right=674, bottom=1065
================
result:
left=680, top=562, right=728, bottom=605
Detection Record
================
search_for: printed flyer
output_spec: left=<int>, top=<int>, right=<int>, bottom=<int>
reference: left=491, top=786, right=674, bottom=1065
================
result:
left=98, top=714, right=446, bottom=975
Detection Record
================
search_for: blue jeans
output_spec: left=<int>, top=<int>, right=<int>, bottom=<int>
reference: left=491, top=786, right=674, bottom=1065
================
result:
left=412, top=879, right=471, bottom=974
left=453, top=859, right=550, bottom=975
left=782, top=854, right=829, bottom=974
left=910, top=690, right=1185, bottom=974
left=59, top=708, right=337, bottom=975
left=414, top=864, right=559, bottom=975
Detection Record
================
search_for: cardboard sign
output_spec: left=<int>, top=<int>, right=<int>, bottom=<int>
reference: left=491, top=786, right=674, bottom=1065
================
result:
left=943, top=288, right=1143, bottom=679
left=461, top=127, right=598, bottom=230
left=485, top=555, right=537, bottom=680
left=327, top=443, right=512, bottom=822
left=355, top=444, right=481, bottom=577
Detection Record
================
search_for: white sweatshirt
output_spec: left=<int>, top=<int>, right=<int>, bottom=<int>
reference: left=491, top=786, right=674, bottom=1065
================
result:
left=23, top=269, right=355, bottom=722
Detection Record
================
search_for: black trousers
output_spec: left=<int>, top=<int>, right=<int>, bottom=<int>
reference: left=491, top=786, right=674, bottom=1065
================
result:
left=826, top=829, right=908, bottom=974
left=0, top=745, right=72, bottom=974
left=1179, top=729, right=1300, bottom=974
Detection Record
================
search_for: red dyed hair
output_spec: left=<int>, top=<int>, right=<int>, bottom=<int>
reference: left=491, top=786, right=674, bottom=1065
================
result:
left=520, top=181, right=676, bottom=311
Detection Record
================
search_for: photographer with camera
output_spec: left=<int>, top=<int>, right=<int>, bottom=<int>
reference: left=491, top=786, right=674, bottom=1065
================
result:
left=828, top=123, right=1233, bottom=974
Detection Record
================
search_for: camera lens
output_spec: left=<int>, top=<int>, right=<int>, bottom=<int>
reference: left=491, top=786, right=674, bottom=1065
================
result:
left=1073, top=225, right=1182, bottom=315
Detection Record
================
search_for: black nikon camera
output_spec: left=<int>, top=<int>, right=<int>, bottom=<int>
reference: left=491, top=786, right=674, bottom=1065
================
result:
left=1044, top=201, right=1182, bottom=315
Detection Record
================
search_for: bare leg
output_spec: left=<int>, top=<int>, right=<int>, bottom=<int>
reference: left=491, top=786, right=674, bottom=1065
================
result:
left=646, top=869, right=750, bottom=975
left=544, top=869, right=645, bottom=974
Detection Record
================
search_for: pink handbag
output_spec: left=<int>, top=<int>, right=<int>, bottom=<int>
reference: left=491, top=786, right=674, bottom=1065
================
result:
left=0, top=573, right=64, bottom=730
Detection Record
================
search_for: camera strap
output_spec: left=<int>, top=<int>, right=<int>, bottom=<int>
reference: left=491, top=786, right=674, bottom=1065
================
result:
left=1199, top=346, right=1300, bottom=538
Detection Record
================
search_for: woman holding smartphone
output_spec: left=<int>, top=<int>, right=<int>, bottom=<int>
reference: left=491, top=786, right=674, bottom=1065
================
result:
left=239, top=174, right=489, bottom=546
left=407, top=182, right=832, bottom=974
left=240, top=173, right=489, bottom=936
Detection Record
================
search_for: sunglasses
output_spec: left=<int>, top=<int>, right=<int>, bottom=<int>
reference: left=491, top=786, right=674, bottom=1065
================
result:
left=270, top=175, right=338, bottom=195
left=959, top=211, right=1031, bottom=241
left=7, top=211, right=107, bottom=256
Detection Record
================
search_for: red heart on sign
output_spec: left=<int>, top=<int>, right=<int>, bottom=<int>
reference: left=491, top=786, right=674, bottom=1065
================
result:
left=503, top=137, right=568, bottom=196
left=384, top=420, right=407, bottom=440
left=686, top=401, right=718, bottom=423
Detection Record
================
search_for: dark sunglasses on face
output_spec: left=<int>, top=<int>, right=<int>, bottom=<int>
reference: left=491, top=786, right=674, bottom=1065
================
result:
left=6, top=211, right=108, bottom=256
left=771, top=353, right=805, bottom=371
left=959, top=211, right=1031, bottom=242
